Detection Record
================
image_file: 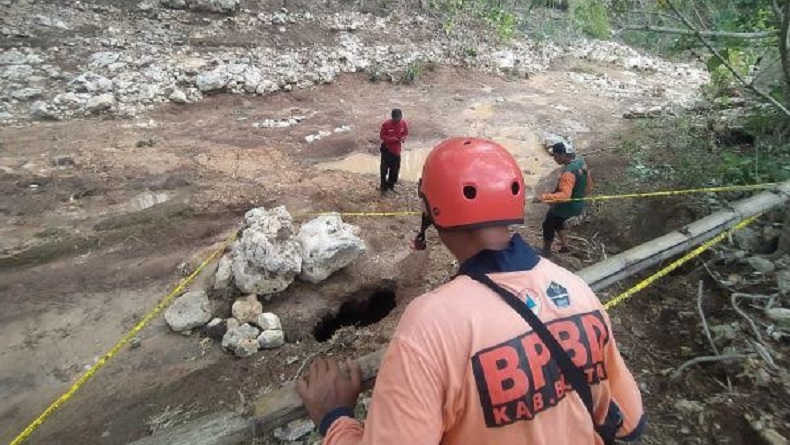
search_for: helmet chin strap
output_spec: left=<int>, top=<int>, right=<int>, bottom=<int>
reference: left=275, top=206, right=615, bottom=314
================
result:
left=413, top=212, right=433, bottom=251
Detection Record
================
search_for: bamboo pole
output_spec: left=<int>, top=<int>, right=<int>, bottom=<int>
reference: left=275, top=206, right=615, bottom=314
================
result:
left=129, top=180, right=790, bottom=445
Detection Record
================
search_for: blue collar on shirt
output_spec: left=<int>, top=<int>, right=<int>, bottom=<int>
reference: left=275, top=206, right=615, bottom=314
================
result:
left=459, top=234, right=541, bottom=276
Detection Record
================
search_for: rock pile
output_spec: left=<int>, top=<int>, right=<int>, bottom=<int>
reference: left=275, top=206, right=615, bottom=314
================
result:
left=165, top=206, right=365, bottom=357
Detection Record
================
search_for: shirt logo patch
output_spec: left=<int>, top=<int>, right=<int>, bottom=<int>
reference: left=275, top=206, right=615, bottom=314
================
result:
left=521, top=288, right=541, bottom=315
left=546, top=281, right=570, bottom=308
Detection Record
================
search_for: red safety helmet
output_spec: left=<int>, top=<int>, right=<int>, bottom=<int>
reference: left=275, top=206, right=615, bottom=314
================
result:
left=413, top=138, right=524, bottom=249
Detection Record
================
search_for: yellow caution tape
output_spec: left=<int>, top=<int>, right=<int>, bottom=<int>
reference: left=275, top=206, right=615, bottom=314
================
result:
left=308, top=183, right=780, bottom=216
left=603, top=214, right=761, bottom=310
left=312, top=211, right=421, bottom=217
left=545, top=182, right=780, bottom=203
left=7, top=232, right=236, bottom=445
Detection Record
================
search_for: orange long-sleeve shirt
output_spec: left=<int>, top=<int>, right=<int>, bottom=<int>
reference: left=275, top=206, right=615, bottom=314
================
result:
left=324, top=239, right=644, bottom=445
left=541, top=168, right=593, bottom=202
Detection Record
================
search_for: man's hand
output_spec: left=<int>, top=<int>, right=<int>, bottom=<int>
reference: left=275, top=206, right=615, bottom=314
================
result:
left=297, top=358, right=362, bottom=425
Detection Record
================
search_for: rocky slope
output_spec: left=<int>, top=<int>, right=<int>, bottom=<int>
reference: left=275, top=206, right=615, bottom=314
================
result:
left=1, top=0, right=708, bottom=124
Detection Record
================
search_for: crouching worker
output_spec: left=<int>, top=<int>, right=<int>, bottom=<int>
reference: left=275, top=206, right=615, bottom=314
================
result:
left=297, top=137, right=645, bottom=445
left=535, top=141, right=592, bottom=257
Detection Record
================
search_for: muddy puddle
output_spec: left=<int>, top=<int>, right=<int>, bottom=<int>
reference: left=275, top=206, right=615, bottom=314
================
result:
left=315, top=130, right=555, bottom=186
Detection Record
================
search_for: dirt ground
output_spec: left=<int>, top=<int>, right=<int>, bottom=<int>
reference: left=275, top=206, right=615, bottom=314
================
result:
left=1, top=64, right=787, bottom=444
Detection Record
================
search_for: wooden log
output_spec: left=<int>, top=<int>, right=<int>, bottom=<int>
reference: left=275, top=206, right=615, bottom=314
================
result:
left=129, top=180, right=790, bottom=445
left=578, top=180, right=790, bottom=291
left=128, top=350, right=385, bottom=445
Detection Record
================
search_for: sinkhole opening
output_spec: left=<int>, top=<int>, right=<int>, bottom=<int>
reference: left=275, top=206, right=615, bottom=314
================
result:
left=313, top=289, right=397, bottom=342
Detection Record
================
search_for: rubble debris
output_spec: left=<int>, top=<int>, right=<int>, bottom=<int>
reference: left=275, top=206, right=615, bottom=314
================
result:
left=231, top=206, right=303, bottom=295
left=297, top=214, right=366, bottom=284
left=164, top=291, right=213, bottom=332
left=0, top=6, right=709, bottom=125
left=304, top=130, right=332, bottom=143
left=252, top=116, right=305, bottom=128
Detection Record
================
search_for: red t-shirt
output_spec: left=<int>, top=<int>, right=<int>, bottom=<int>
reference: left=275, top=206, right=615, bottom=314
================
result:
left=380, top=119, right=409, bottom=155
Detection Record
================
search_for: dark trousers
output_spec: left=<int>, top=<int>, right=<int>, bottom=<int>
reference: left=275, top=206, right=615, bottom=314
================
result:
left=380, top=144, right=401, bottom=190
left=542, top=211, right=568, bottom=242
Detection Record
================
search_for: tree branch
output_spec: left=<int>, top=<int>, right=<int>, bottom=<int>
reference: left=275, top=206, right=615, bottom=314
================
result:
left=663, top=0, right=790, bottom=118
left=780, top=0, right=790, bottom=94
left=620, top=25, right=778, bottom=39
left=671, top=353, right=756, bottom=380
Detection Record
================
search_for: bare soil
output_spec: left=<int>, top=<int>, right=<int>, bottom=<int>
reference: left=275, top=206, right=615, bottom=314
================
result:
left=2, top=65, right=787, bottom=445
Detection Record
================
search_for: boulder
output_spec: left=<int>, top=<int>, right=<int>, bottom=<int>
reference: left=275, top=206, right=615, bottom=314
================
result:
left=91, top=51, right=120, bottom=67
left=169, top=89, right=188, bottom=104
left=766, top=308, right=790, bottom=328
left=160, top=0, right=187, bottom=8
left=297, top=214, right=365, bottom=283
left=256, top=312, right=281, bottom=330
left=86, top=93, right=115, bottom=112
left=778, top=270, right=790, bottom=295
left=733, top=227, right=761, bottom=253
left=231, top=294, right=263, bottom=324
left=187, top=0, right=239, bottom=13
left=257, top=329, right=285, bottom=349
left=221, top=323, right=260, bottom=357
left=226, top=317, right=240, bottom=330
left=30, top=101, right=58, bottom=120
left=69, top=72, right=113, bottom=93
left=164, top=291, right=212, bottom=332
left=231, top=206, right=302, bottom=294
left=0, top=50, right=27, bottom=65
left=196, top=68, right=230, bottom=92
left=543, top=133, right=573, bottom=152
left=213, top=254, right=233, bottom=290
left=11, top=88, right=42, bottom=101
left=746, top=257, right=775, bottom=274
left=1, top=64, right=34, bottom=81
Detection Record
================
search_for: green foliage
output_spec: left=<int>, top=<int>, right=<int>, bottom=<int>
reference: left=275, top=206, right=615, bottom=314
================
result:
left=570, top=0, right=610, bottom=39
left=615, top=111, right=790, bottom=190
left=429, top=0, right=519, bottom=41
left=400, top=62, right=423, bottom=85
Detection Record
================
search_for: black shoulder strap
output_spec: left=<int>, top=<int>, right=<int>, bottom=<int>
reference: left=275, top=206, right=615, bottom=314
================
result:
left=461, top=269, right=616, bottom=445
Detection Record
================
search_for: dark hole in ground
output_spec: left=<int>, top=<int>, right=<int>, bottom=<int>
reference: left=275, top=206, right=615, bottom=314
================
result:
left=313, top=289, right=397, bottom=342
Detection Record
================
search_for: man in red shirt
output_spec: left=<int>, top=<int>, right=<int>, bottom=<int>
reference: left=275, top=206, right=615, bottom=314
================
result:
left=379, top=109, right=409, bottom=194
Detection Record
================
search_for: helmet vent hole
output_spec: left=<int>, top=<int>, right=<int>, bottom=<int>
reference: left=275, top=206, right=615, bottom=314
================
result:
left=511, top=182, right=520, bottom=195
left=463, top=186, right=477, bottom=200
left=463, top=140, right=472, bottom=145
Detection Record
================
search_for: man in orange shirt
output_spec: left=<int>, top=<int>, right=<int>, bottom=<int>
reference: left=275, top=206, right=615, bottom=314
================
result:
left=298, top=138, right=645, bottom=445
left=535, top=141, right=592, bottom=257
left=379, top=108, right=409, bottom=195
